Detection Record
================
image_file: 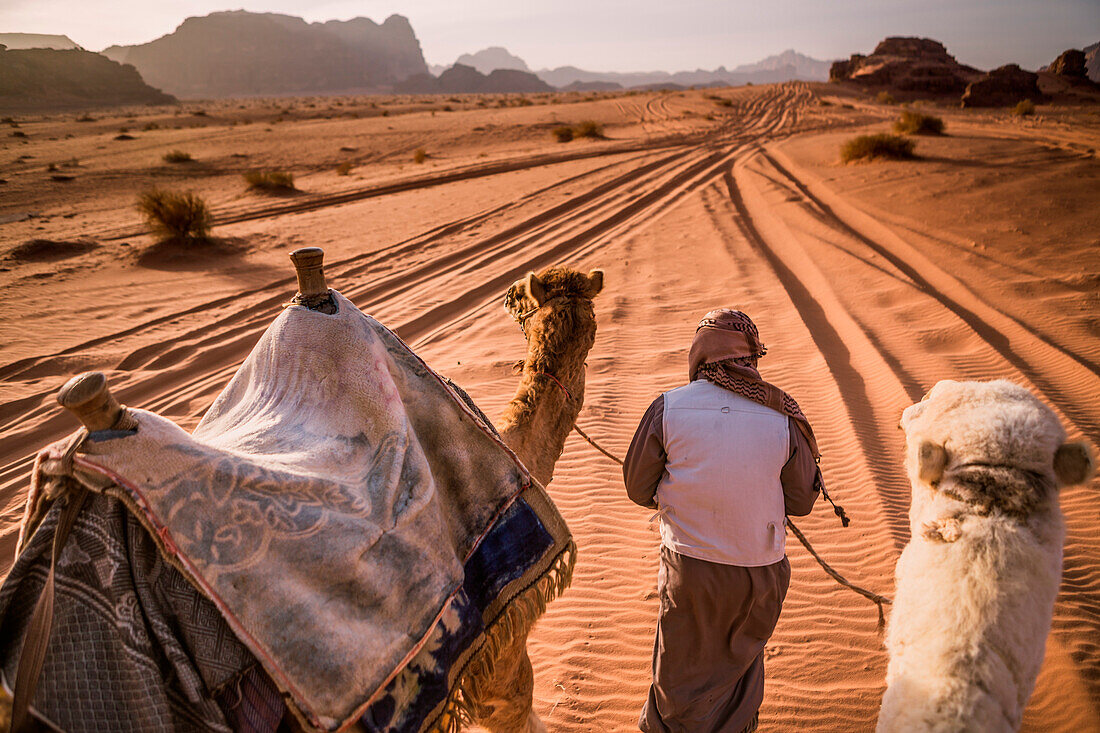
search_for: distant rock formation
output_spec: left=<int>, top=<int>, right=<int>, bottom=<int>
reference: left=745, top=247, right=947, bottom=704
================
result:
left=1086, top=42, right=1100, bottom=82
left=1045, top=49, right=1089, bottom=78
left=0, top=47, right=175, bottom=112
left=961, top=64, right=1044, bottom=107
left=454, top=47, right=530, bottom=74
left=396, top=63, right=552, bottom=94
left=102, top=11, right=427, bottom=98
left=729, top=49, right=831, bottom=80
left=0, top=33, right=80, bottom=50
left=830, top=37, right=981, bottom=96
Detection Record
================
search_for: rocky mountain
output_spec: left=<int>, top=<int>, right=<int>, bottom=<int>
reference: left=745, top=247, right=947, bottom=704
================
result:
left=729, top=49, right=830, bottom=80
left=830, top=37, right=982, bottom=96
left=426, top=47, right=828, bottom=89
left=0, top=33, right=80, bottom=50
left=396, top=63, right=552, bottom=94
left=454, top=46, right=529, bottom=74
left=0, top=47, right=175, bottom=112
left=102, top=11, right=427, bottom=98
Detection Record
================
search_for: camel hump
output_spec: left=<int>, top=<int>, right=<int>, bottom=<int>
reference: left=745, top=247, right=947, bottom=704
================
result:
left=57, top=371, right=134, bottom=432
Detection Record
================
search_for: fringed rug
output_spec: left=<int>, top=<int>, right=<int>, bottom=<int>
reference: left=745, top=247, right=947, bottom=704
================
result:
left=0, top=291, right=574, bottom=732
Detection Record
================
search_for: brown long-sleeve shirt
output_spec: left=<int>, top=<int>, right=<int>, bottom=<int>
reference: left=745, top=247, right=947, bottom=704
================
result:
left=623, top=393, right=820, bottom=515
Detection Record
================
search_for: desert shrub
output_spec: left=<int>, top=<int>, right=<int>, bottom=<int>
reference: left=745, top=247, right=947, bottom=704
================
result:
left=1013, top=99, right=1035, bottom=117
left=553, top=126, right=574, bottom=143
left=143, top=121, right=160, bottom=131
left=894, top=110, right=945, bottom=135
left=840, top=134, right=916, bottom=163
left=244, top=170, right=295, bottom=191
left=76, top=114, right=95, bottom=122
left=574, top=120, right=604, bottom=138
left=413, top=148, right=427, bottom=164
left=336, top=161, right=354, bottom=176
left=11, top=131, right=27, bottom=138
left=191, top=109, right=208, bottom=117
left=137, top=189, right=211, bottom=241
left=876, top=91, right=897, bottom=105
left=163, top=150, right=193, bottom=163
left=713, top=98, right=733, bottom=107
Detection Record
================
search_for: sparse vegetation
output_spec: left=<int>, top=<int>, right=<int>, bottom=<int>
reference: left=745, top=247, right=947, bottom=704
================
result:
left=574, top=120, right=604, bottom=138
left=162, top=150, right=193, bottom=164
left=894, top=110, right=945, bottom=135
left=191, top=109, right=208, bottom=117
left=137, top=189, right=211, bottom=242
left=713, top=98, right=733, bottom=107
left=76, top=114, right=95, bottom=122
left=336, top=161, right=354, bottom=176
left=244, top=170, right=295, bottom=191
left=143, top=121, right=160, bottom=131
left=818, top=99, right=833, bottom=107
left=114, top=134, right=135, bottom=141
left=10, top=131, right=27, bottom=138
left=414, top=148, right=427, bottom=164
left=841, top=134, right=916, bottom=163
left=876, top=91, right=897, bottom=105
left=1013, top=99, right=1035, bottom=117
left=553, top=126, right=574, bottom=143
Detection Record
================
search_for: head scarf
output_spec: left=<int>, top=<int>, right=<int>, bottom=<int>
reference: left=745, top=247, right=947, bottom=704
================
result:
left=689, top=309, right=820, bottom=463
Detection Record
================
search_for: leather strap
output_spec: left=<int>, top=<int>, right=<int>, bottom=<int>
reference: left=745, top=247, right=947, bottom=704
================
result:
left=11, top=487, right=88, bottom=732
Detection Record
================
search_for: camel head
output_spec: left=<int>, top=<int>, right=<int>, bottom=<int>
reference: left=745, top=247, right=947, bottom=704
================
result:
left=504, top=267, right=603, bottom=349
left=899, top=379, right=1094, bottom=525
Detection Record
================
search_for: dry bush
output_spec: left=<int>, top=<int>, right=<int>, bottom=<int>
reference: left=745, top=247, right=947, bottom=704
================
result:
left=841, top=134, right=916, bottom=163
left=137, top=189, right=211, bottom=241
left=163, top=150, right=193, bottom=163
left=876, top=91, right=897, bottom=105
left=244, top=170, right=295, bottom=191
left=1013, top=99, right=1035, bottom=117
left=894, top=110, right=945, bottom=135
left=574, top=120, right=604, bottom=138
left=336, top=161, right=354, bottom=176
left=413, top=148, right=427, bottom=164
left=553, top=126, right=574, bottom=143
left=143, top=121, right=160, bottom=131
left=713, top=98, right=733, bottom=107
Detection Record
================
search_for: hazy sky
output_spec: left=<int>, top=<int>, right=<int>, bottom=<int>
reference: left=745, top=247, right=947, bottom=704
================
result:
left=2, top=0, right=1097, bottom=72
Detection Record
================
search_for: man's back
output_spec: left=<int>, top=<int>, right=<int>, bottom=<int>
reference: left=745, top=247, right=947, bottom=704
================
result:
left=658, top=380, right=790, bottom=566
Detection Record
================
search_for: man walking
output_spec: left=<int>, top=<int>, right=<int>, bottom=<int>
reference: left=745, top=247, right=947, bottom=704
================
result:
left=624, top=309, right=823, bottom=733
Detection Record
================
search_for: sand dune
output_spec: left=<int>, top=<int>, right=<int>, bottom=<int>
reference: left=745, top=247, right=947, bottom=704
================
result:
left=1, top=83, right=1098, bottom=730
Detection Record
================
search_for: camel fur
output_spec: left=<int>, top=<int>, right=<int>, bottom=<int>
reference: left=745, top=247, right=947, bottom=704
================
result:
left=877, top=379, right=1094, bottom=732
left=462, top=266, right=603, bottom=733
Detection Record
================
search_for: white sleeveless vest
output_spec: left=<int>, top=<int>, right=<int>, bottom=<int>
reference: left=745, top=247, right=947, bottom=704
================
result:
left=656, top=379, right=790, bottom=566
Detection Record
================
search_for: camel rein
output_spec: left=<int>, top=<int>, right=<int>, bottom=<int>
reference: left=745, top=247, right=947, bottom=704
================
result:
left=569, top=417, right=893, bottom=629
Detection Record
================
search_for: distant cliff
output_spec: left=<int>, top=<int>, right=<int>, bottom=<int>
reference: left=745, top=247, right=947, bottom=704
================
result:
left=0, top=33, right=80, bottom=50
left=0, top=47, right=175, bottom=112
left=829, top=37, right=981, bottom=96
left=397, top=63, right=553, bottom=94
left=102, top=11, right=428, bottom=98
left=455, top=47, right=530, bottom=74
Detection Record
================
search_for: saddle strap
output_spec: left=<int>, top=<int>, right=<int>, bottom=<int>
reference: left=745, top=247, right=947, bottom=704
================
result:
left=11, top=487, right=89, bottom=732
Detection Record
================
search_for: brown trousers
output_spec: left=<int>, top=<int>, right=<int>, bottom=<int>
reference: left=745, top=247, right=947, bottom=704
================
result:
left=639, top=547, right=789, bottom=733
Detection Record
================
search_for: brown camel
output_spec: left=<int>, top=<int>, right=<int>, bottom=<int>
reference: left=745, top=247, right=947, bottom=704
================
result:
left=464, top=266, right=604, bottom=732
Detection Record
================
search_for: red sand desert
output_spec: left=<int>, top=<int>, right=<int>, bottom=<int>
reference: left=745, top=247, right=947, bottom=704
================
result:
left=1, top=83, right=1098, bottom=731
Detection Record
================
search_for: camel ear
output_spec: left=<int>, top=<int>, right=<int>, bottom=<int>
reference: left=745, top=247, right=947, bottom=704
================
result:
left=918, top=441, right=947, bottom=485
left=1053, top=442, right=1095, bottom=487
left=586, top=269, right=604, bottom=296
left=525, top=272, right=547, bottom=306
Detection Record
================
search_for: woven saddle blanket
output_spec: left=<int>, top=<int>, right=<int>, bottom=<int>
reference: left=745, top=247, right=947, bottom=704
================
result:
left=0, top=290, right=574, bottom=732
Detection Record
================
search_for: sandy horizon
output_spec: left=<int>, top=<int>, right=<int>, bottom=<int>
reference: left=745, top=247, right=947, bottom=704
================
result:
left=1, top=81, right=1098, bottom=731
